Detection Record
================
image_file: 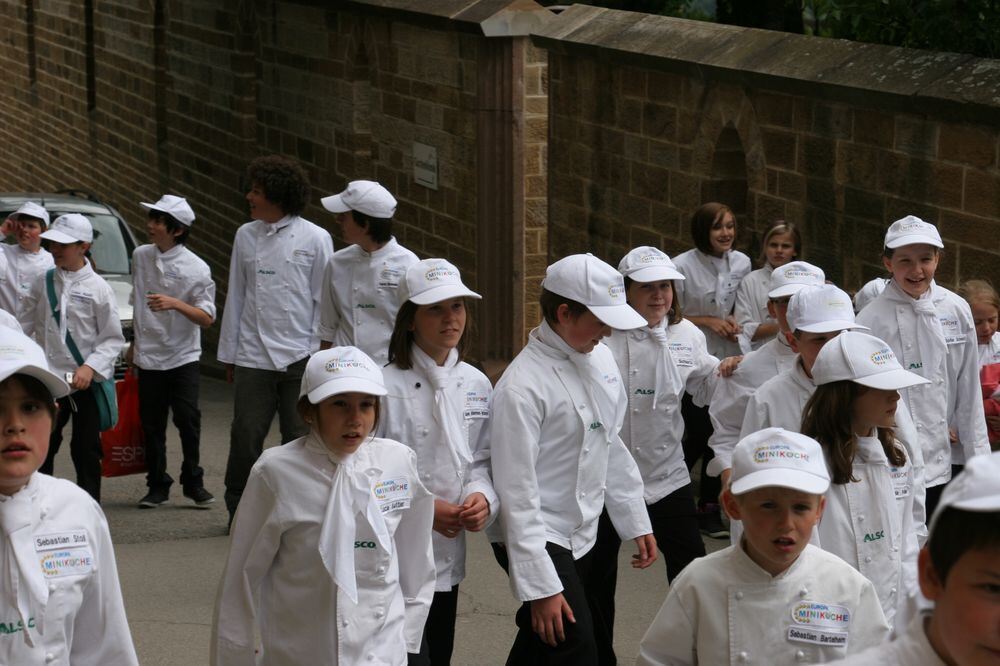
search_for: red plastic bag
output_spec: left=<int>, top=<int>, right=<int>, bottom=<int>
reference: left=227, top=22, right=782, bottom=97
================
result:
left=101, top=370, right=147, bottom=477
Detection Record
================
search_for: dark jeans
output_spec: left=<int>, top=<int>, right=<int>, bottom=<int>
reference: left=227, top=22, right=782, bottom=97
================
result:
left=925, top=465, right=964, bottom=519
left=138, top=362, right=204, bottom=492
left=223, top=358, right=308, bottom=515
left=408, top=585, right=460, bottom=666
left=681, top=395, right=721, bottom=508
left=41, top=388, right=102, bottom=502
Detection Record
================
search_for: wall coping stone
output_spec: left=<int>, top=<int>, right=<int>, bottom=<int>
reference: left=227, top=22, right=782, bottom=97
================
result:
left=340, top=0, right=554, bottom=36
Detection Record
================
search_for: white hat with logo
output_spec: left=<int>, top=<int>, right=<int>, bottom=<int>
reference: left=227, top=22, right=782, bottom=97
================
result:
left=929, top=451, right=1000, bottom=530
left=0, top=327, right=69, bottom=398
left=884, top=215, right=944, bottom=249
left=140, top=194, right=196, bottom=226
left=301, top=346, right=387, bottom=404
left=399, top=258, right=481, bottom=305
left=321, top=180, right=397, bottom=219
left=768, top=261, right=825, bottom=299
left=543, top=254, right=646, bottom=330
left=617, top=246, right=685, bottom=283
left=731, top=427, right=830, bottom=495
left=811, top=330, right=930, bottom=390
left=40, top=213, right=93, bottom=244
left=787, top=284, right=869, bottom=334
left=853, top=277, right=888, bottom=314
left=11, top=202, right=50, bottom=227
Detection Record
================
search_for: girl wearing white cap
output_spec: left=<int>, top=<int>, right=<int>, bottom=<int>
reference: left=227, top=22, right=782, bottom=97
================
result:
left=0, top=202, right=54, bottom=329
left=0, top=327, right=138, bottom=665
left=379, top=259, right=497, bottom=665
left=212, top=346, right=436, bottom=666
left=734, top=220, right=801, bottom=352
left=801, top=331, right=928, bottom=629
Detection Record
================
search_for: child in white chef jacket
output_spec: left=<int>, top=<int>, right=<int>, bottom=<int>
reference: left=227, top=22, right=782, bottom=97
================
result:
left=0, top=202, right=54, bottom=329
left=491, top=254, right=656, bottom=666
left=212, top=346, right=436, bottom=666
left=734, top=220, right=801, bottom=352
left=856, top=216, right=990, bottom=517
left=0, top=327, right=138, bottom=666
left=379, top=259, right=498, bottom=665
left=801, top=331, right=926, bottom=630
left=319, top=180, right=418, bottom=366
left=637, top=428, right=890, bottom=666
left=832, top=451, right=1000, bottom=666
left=957, top=279, right=1000, bottom=449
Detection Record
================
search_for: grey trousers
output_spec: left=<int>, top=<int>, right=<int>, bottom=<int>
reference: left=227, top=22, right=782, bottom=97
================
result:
left=223, top=358, right=309, bottom=515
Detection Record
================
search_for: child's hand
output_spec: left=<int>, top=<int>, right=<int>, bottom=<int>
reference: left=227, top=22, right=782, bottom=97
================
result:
left=631, top=533, right=657, bottom=569
left=949, top=428, right=959, bottom=445
left=724, top=316, right=741, bottom=342
left=458, top=493, right=489, bottom=532
left=72, top=365, right=95, bottom=390
left=433, top=499, right=464, bottom=538
left=531, top=593, right=575, bottom=647
left=0, top=216, right=17, bottom=237
left=146, top=293, right=182, bottom=312
left=717, top=355, right=743, bottom=377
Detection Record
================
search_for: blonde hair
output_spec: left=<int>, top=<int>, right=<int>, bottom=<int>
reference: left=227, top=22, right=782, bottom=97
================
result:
left=758, top=220, right=802, bottom=266
left=958, top=279, right=1000, bottom=313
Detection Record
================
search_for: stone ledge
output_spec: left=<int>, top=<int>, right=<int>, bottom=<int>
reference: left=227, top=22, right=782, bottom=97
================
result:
left=338, top=0, right=554, bottom=37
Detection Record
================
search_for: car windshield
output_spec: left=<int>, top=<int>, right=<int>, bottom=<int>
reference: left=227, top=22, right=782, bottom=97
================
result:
left=47, top=212, right=132, bottom=275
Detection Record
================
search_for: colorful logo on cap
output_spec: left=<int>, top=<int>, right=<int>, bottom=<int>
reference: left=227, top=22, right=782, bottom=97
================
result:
left=325, top=358, right=369, bottom=373
left=637, top=252, right=661, bottom=264
left=608, top=283, right=625, bottom=300
left=753, top=443, right=809, bottom=464
left=425, top=266, right=457, bottom=282
left=899, top=220, right=929, bottom=233
left=784, top=269, right=818, bottom=280
left=870, top=347, right=895, bottom=366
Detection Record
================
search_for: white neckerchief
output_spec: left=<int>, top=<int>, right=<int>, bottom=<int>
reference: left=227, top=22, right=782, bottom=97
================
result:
left=647, top=320, right=683, bottom=410
left=154, top=243, right=184, bottom=276
left=710, top=252, right=738, bottom=315
left=902, top=282, right=945, bottom=380
left=537, top=320, right=622, bottom=444
left=54, top=260, right=92, bottom=345
left=411, top=344, right=471, bottom=479
left=0, top=476, right=46, bottom=646
left=311, top=433, right=391, bottom=604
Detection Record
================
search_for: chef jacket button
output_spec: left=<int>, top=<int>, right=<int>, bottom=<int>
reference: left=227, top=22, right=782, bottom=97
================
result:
left=342, top=619, right=349, bottom=627
left=858, top=514, right=865, bottom=522
left=865, top=556, right=872, bottom=563
left=367, top=655, right=375, bottom=661
left=737, top=651, right=748, bottom=662
left=893, top=545, right=899, bottom=552
left=40, top=508, right=47, bottom=518
left=905, top=343, right=912, bottom=349
left=579, top=491, right=586, bottom=498
left=891, top=587, right=897, bottom=595
left=578, top=404, right=586, bottom=410
left=583, top=448, right=590, bottom=454
left=799, top=587, right=808, bottom=597
left=936, top=453, right=944, bottom=460
left=421, top=428, right=429, bottom=436
left=630, top=369, right=638, bottom=375
left=354, top=287, right=359, bottom=292
left=45, top=654, right=56, bottom=663
left=375, top=609, right=385, bottom=618
left=632, top=408, right=639, bottom=414
left=795, top=650, right=806, bottom=661
left=735, top=591, right=744, bottom=600
left=49, top=584, right=56, bottom=593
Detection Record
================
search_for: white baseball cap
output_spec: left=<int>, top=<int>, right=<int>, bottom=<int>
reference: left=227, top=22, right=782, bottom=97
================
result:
left=929, top=451, right=1000, bottom=531
left=768, top=261, right=825, bottom=299
left=542, top=254, right=646, bottom=330
left=40, top=214, right=93, bottom=244
left=731, top=427, right=830, bottom=495
left=617, top=246, right=685, bottom=283
left=140, top=194, right=196, bottom=226
left=853, top=277, right=888, bottom=314
left=811, top=330, right=931, bottom=390
left=300, top=347, right=387, bottom=404
left=321, top=180, right=397, bottom=219
left=0, top=327, right=69, bottom=399
left=884, top=215, right=943, bottom=249
left=11, top=202, right=50, bottom=227
left=399, top=258, right=481, bottom=305
left=787, top=284, right=869, bottom=334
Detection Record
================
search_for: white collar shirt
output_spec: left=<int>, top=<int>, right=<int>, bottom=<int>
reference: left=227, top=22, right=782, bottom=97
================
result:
left=979, top=332, right=1000, bottom=367
left=0, top=244, right=53, bottom=329
left=831, top=612, right=945, bottom=666
left=211, top=436, right=436, bottom=666
left=318, top=238, right=418, bottom=367
left=490, top=325, right=651, bottom=601
left=606, top=319, right=719, bottom=504
left=21, top=261, right=124, bottom=382
left=636, top=543, right=891, bottom=666
left=217, top=215, right=334, bottom=371
left=379, top=361, right=499, bottom=592
left=0, top=474, right=138, bottom=666
left=856, top=280, right=990, bottom=485
left=130, top=243, right=216, bottom=370
left=672, top=248, right=752, bottom=358
left=734, top=265, right=774, bottom=352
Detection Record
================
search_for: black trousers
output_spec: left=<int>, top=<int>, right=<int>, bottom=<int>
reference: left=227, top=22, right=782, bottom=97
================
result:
left=925, top=465, right=964, bottom=519
left=681, top=395, right=721, bottom=507
left=41, top=388, right=102, bottom=502
left=138, top=362, right=204, bottom=492
left=408, top=585, right=460, bottom=666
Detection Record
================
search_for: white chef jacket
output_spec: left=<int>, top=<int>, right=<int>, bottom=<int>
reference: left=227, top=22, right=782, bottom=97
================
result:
left=130, top=243, right=216, bottom=370
left=827, top=612, right=944, bottom=666
left=0, top=244, right=54, bottom=329
left=217, top=215, right=334, bottom=371
left=21, top=261, right=124, bottom=382
left=379, top=361, right=499, bottom=592
left=734, top=265, right=774, bottom=352
left=814, top=435, right=919, bottom=630
left=636, top=543, right=890, bottom=666
left=605, top=319, right=718, bottom=504
left=490, top=322, right=651, bottom=602
left=0, top=473, right=138, bottom=666
left=212, top=435, right=436, bottom=666
left=673, top=248, right=752, bottom=358
left=856, top=280, right=990, bottom=486
left=318, top=238, right=418, bottom=367
left=708, top=333, right=797, bottom=475
left=979, top=332, right=1000, bottom=367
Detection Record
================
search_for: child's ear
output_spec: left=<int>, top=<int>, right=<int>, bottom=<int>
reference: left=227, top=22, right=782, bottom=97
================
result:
left=881, top=255, right=894, bottom=274
left=786, top=331, right=798, bottom=352
left=721, top=488, right=741, bottom=520
left=918, top=546, right=945, bottom=601
left=767, top=300, right=777, bottom=319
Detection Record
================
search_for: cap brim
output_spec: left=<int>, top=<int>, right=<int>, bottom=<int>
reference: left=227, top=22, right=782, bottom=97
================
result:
left=768, top=283, right=813, bottom=299
left=588, top=303, right=646, bottom=330
left=626, top=266, right=685, bottom=283
left=0, top=364, right=70, bottom=399
left=795, top=321, right=870, bottom=333
left=408, top=285, right=482, bottom=305
left=731, top=469, right=830, bottom=496
left=885, top=234, right=944, bottom=249
left=40, top=229, right=80, bottom=244
left=854, top=368, right=931, bottom=391
left=306, top=377, right=388, bottom=404
left=321, top=194, right=351, bottom=213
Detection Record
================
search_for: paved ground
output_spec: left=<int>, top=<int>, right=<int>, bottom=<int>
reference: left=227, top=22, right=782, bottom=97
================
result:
left=51, top=375, right=725, bottom=665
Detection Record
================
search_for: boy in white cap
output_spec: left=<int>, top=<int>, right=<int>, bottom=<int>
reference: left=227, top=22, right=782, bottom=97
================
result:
left=490, top=253, right=656, bottom=665
left=831, top=451, right=1000, bottom=665
left=637, top=428, right=890, bottom=666
left=21, top=214, right=124, bottom=502
left=856, top=215, right=990, bottom=516
left=130, top=195, right=217, bottom=509
left=0, top=202, right=54, bottom=328
left=318, top=180, right=418, bottom=366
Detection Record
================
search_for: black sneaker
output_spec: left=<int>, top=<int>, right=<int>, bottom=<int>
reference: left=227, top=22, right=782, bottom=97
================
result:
left=697, top=505, right=730, bottom=539
left=138, top=489, right=169, bottom=509
left=183, top=486, right=215, bottom=509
